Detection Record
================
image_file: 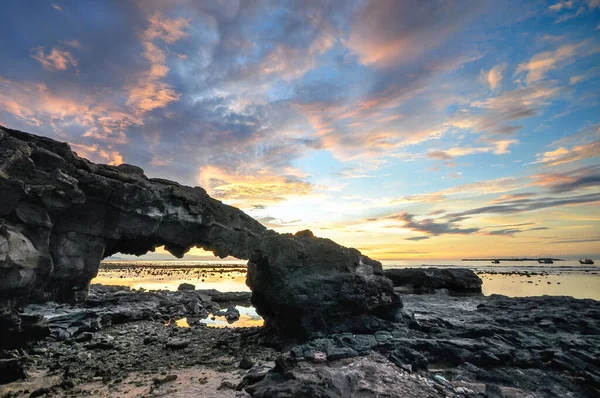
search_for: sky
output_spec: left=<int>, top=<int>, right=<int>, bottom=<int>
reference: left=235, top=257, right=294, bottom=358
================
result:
left=1, top=0, right=599, bottom=261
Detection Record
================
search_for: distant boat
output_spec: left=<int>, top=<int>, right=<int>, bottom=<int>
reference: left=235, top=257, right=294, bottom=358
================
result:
left=491, top=259, right=500, bottom=264
left=579, top=258, right=595, bottom=265
left=537, top=259, right=554, bottom=264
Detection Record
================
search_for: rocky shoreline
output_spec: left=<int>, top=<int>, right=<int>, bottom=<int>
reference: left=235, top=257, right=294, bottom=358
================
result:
left=2, top=128, right=599, bottom=397
left=1, top=284, right=599, bottom=397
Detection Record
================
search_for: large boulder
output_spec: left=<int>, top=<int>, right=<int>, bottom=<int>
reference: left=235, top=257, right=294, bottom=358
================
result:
left=247, top=230, right=401, bottom=338
left=384, top=267, right=482, bottom=294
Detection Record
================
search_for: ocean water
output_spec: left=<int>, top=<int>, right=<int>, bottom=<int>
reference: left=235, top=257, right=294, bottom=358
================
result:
left=92, top=259, right=600, bottom=300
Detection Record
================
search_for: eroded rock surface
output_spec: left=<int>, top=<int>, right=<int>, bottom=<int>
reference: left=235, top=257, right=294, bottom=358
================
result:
left=0, top=126, right=400, bottom=342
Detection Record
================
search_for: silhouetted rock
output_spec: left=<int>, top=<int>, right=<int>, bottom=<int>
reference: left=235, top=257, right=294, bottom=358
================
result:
left=384, top=267, right=482, bottom=293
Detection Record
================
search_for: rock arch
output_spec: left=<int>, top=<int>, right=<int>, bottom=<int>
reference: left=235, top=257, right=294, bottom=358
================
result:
left=0, top=126, right=401, bottom=337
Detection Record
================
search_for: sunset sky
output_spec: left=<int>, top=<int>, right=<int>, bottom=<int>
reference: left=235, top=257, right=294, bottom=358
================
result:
left=1, top=0, right=599, bottom=261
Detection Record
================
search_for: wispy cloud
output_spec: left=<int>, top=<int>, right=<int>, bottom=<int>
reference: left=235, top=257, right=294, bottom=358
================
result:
left=515, top=41, right=587, bottom=84
left=31, top=47, right=78, bottom=71
left=386, top=212, right=479, bottom=236
left=481, top=64, right=506, bottom=90
left=536, top=140, right=600, bottom=166
left=127, top=13, right=189, bottom=113
left=346, top=0, right=481, bottom=68
left=530, top=165, right=600, bottom=193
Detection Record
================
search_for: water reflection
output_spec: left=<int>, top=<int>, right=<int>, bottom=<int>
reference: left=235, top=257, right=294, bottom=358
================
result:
left=167, top=307, right=264, bottom=329
left=202, top=306, right=264, bottom=328
left=93, top=262, right=249, bottom=292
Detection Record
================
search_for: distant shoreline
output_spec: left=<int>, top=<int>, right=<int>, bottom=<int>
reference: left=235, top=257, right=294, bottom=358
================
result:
left=462, top=258, right=564, bottom=261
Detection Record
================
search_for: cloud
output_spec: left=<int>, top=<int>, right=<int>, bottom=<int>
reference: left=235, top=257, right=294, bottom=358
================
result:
left=447, top=82, right=562, bottom=136
left=449, top=191, right=600, bottom=218
left=346, top=0, right=480, bottom=68
left=426, top=140, right=518, bottom=161
left=405, top=236, right=430, bottom=241
left=481, top=64, right=506, bottom=90
left=515, top=41, right=586, bottom=84
left=31, top=47, right=78, bottom=71
left=197, top=165, right=315, bottom=208
left=535, top=140, right=600, bottom=166
left=388, top=176, right=525, bottom=206
left=549, top=1, right=575, bottom=12
left=485, top=226, right=549, bottom=237
left=530, top=165, right=600, bottom=193
left=387, top=212, right=479, bottom=236
left=126, top=13, right=189, bottom=113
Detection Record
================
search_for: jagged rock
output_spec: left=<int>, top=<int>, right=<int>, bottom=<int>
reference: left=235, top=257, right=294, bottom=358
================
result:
left=384, top=267, right=482, bottom=293
left=0, top=126, right=402, bottom=342
left=247, top=230, right=401, bottom=338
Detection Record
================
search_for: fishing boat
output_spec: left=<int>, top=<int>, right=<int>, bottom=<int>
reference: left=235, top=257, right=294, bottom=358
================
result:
left=491, top=259, right=500, bottom=264
left=537, top=258, right=554, bottom=264
left=579, top=258, right=595, bottom=265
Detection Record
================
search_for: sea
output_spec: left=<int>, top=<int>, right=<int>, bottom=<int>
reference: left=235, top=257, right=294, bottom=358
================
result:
left=93, top=259, right=600, bottom=301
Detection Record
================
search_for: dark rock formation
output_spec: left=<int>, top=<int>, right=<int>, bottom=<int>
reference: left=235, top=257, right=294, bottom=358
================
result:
left=0, top=126, right=266, bottom=308
left=247, top=230, right=400, bottom=337
left=0, top=126, right=400, bottom=341
left=384, top=267, right=482, bottom=294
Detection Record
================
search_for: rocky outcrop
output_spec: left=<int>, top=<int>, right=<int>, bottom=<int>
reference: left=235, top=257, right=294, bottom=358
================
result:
left=384, top=268, right=482, bottom=294
left=0, top=126, right=400, bottom=340
left=247, top=230, right=400, bottom=338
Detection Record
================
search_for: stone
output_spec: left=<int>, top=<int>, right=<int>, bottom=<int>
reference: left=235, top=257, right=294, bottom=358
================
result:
left=0, top=357, right=27, bottom=384
left=74, top=332, right=94, bottom=342
left=239, top=356, right=254, bottom=370
left=153, top=374, right=177, bottom=385
left=384, top=267, right=483, bottom=293
left=177, top=283, right=195, bottom=291
left=165, top=338, right=190, bottom=349
left=29, top=387, right=51, bottom=397
left=485, top=383, right=505, bottom=398
left=225, top=306, right=240, bottom=323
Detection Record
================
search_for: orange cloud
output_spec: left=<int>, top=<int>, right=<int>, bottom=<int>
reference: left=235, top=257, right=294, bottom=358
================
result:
left=31, top=47, right=78, bottom=71
left=197, top=165, right=315, bottom=208
left=480, top=64, right=506, bottom=90
left=515, top=41, right=586, bottom=84
left=0, top=76, right=142, bottom=146
left=127, top=13, right=189, bottom=113
left=536, top=140, right=600, bottom=166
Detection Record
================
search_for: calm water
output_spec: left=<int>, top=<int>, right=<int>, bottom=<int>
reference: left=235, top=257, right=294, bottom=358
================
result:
left=93, top=259, right=600, bottom=300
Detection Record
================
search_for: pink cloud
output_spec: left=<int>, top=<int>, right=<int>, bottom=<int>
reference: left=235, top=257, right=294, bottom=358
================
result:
left=31, top=47, right=78, bottom=71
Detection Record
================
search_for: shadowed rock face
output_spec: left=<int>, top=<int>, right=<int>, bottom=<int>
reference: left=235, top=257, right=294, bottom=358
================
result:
left=0, top=126, right=401, bottom=338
